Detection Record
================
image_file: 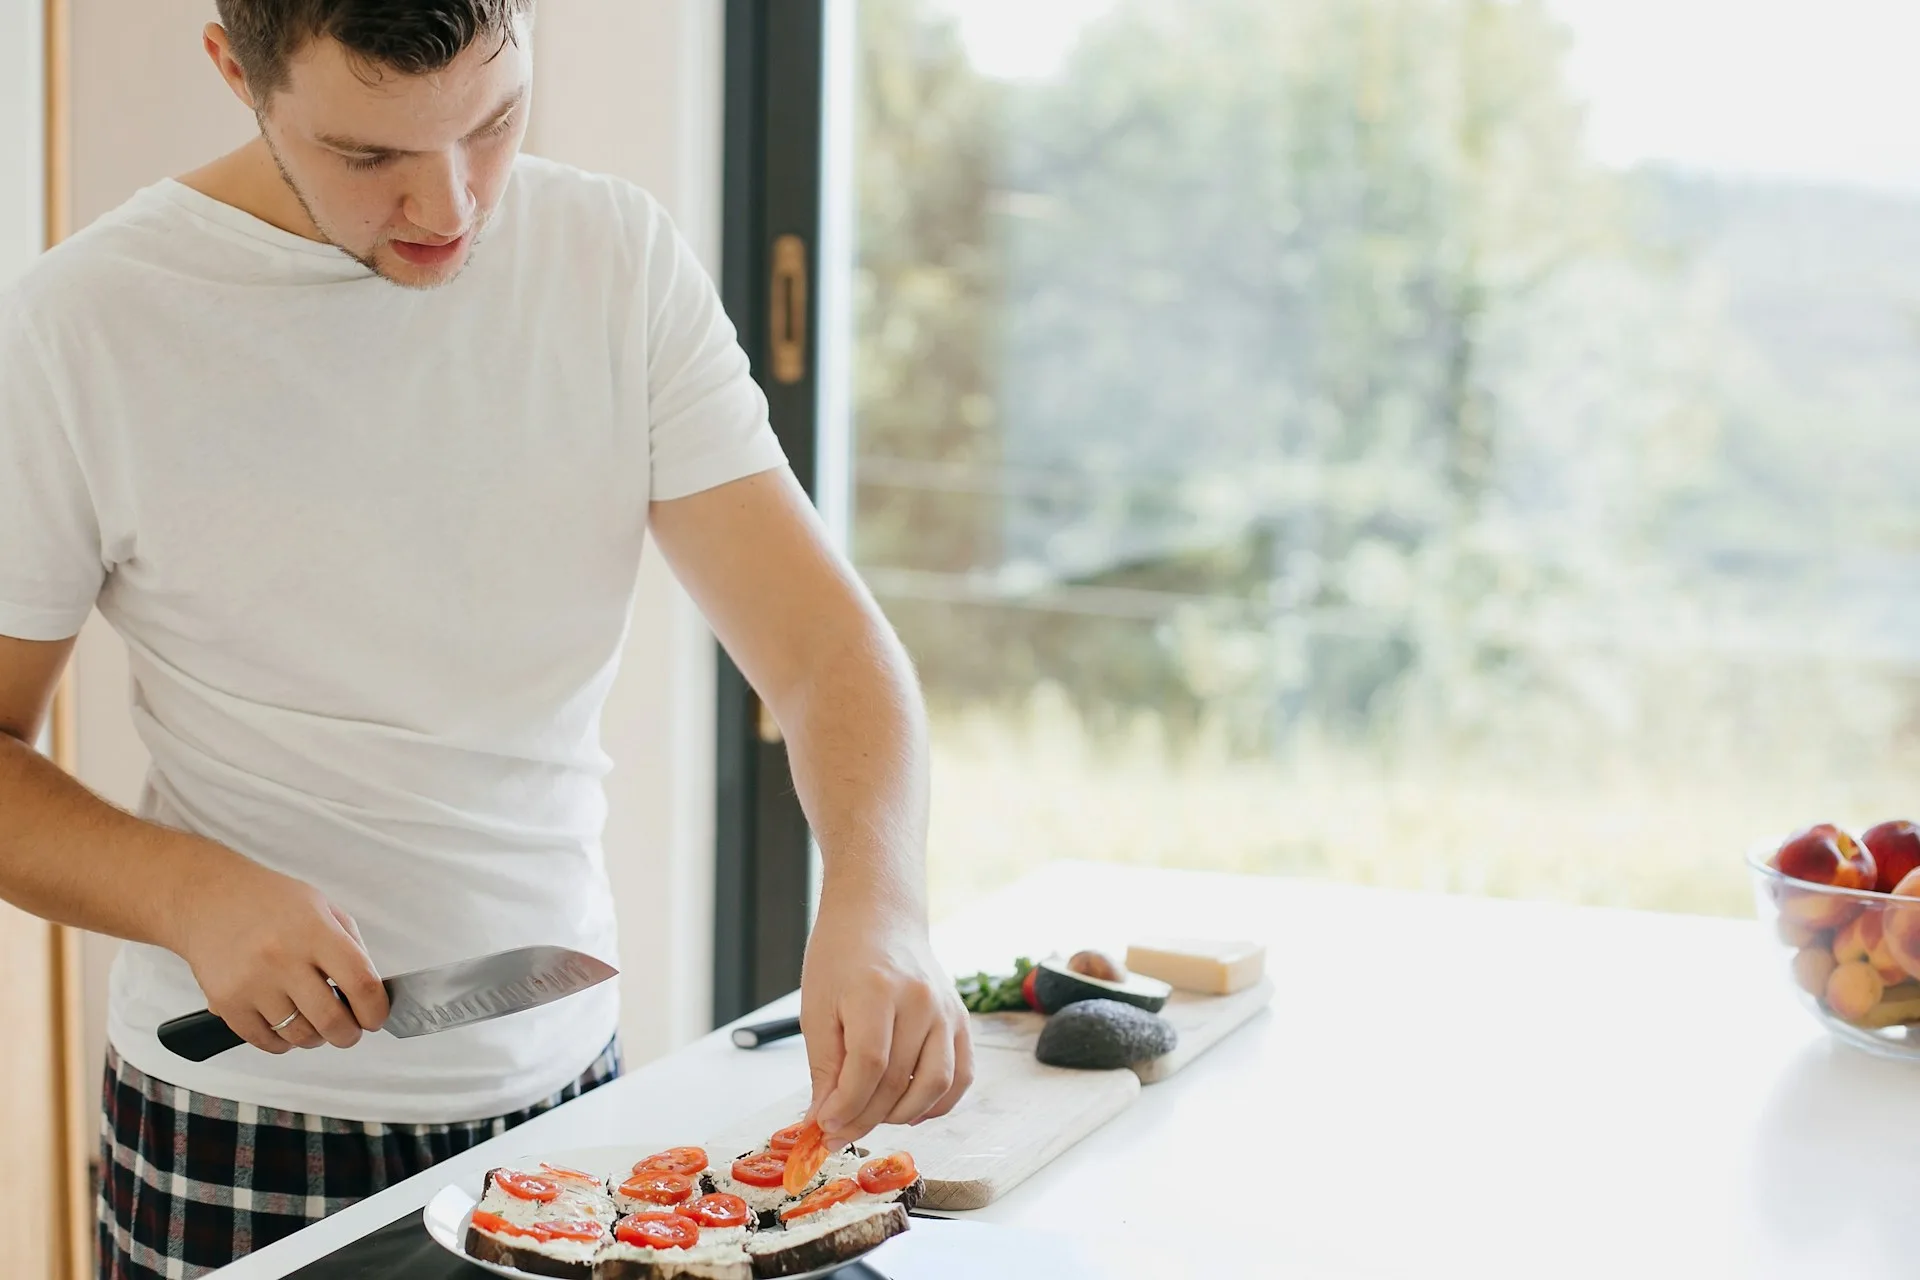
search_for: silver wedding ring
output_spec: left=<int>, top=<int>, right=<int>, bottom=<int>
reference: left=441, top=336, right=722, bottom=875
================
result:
left=270, top=1010, right=302, bottom=1033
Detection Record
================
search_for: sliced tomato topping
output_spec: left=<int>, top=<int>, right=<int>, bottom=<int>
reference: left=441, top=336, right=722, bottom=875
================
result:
left=617, top=1172, right=693, bottom=1206
left=615, top=1212, right=700, bottom=1251
left=633, top=1146, right=708, bottom=1177
left=856, top=1151, right=917, bottom=1195
left=673, top=1193, right=751, bottom=1230
left=529, top=1218, right=605, bottom=1243
left=780, top=1177, right=860, bottom=1222
left=493, top=1170, right=563, bottom=1203
left=730, top=1150, right=789, bottom=1188
left=539, top=1163, right=604, bottom=1189
left=782, top=1123, right=830, bottom=1195
left=768, top=1122, right=809, bottom=1153
left=473, top=1210, right=578, bottom=1243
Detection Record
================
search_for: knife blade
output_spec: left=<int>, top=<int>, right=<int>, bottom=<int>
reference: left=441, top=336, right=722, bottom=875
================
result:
left=156, top=944, right=618, bottom=1063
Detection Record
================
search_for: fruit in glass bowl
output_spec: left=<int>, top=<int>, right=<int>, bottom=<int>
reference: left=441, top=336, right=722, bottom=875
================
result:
left=1750, top=823, right=1920, bottom=1059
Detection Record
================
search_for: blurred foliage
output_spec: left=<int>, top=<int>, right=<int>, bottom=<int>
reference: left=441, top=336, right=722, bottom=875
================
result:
left=849, top=0, right=1920, bottom=899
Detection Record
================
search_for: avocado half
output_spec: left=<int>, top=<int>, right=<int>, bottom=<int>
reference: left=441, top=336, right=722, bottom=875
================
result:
left=1031, top=958, right=1172, bottom=1014
left=1035, top=998, right=1178, bottom=1069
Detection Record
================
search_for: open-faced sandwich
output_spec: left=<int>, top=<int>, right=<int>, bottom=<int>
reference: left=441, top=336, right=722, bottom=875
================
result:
left=461, top=1123, right=923, bottom=1280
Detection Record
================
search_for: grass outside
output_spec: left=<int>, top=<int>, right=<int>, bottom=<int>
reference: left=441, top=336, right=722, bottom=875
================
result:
left=920, top=685, right=1920, bottom=926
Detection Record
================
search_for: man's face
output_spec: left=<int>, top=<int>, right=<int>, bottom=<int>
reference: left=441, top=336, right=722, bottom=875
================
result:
left=254, top=19, right=532, bottom=289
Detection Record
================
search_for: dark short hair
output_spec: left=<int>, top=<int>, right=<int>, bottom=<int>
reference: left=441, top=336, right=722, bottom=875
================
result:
left=214, top=1, right=532, bottom=97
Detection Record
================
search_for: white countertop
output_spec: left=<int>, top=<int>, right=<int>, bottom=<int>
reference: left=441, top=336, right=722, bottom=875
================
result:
left=215, top=861, right=1907, bottom=1279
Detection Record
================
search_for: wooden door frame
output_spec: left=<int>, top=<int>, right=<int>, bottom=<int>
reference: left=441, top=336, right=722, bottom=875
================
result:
left=43, top=0, right=91, bottom=1275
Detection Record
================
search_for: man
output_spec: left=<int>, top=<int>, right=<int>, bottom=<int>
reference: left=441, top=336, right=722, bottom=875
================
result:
left=0, top=3, right=971, bottom=1276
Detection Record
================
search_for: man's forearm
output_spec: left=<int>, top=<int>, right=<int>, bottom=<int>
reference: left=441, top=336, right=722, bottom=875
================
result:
left=0, top=729, right=215, bottom=950
left=779, top=624, right=931, bottom=922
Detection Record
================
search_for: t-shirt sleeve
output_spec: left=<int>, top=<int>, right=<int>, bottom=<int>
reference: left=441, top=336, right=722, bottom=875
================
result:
left=638, top=200, right=788, bottom=502
left=0, top=301, right=105, bottom=640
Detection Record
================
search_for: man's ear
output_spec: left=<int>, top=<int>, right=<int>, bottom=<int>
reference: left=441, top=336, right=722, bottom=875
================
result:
left=202, top=22, right=259, bottom=112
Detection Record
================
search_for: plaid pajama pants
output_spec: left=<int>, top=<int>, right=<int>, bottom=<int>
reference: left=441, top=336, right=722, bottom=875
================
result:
left=96, top=1038, right=623, bottom=1280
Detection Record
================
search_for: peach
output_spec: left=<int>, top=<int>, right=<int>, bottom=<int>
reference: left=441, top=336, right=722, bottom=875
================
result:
left=1864, top=820, right=1920, bottom=895
left=1793, top=945, right=1838, bottom=997
left=1777, top=913, right=1830, bottom=950
left=1776, top=884, right=1864, bottom=935
left=1771, top=825, right=1876, bottom=932
left=1826, top=960, right=1886, bottom=1022
left=1832, top=910, right=1906, bottom=985
left=1773, top=823, right=1876, bottom=889
left=1881, top=868, right=1920, bottom=982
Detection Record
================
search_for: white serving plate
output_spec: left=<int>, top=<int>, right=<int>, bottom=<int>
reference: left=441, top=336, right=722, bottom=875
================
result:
left=422, top=1144, right=898, bottom=1280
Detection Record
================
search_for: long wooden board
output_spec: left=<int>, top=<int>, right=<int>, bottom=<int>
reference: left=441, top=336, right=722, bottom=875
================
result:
left=716, top=1048, right=1140, bottom=1212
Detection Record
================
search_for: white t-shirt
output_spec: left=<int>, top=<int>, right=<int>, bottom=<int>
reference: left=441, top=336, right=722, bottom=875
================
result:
left=0, top=154, right=787, bottom=1123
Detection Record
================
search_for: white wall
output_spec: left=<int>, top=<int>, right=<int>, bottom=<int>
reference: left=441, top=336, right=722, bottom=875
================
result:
left=522, top=0, right=729, bottom=1065
left=67, top=0, right=731, bottom=1090
left=0, top=0, right=44, bottom=277
left=65, top=0, right=257, bottom=1098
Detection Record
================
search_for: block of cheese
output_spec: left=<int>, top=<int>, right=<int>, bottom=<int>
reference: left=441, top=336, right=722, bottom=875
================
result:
left=1124, top=939, right=1265, bottom=995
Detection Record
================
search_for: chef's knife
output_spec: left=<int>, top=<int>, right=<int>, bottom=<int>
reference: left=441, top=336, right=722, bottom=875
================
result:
left=156, top=944, right=618, bottom=1063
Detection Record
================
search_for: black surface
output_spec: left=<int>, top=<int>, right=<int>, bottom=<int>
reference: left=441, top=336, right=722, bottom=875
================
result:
left=284, top=1208, right=486, bottom=1279
left=284, top=1206, right=890, bottom=1279
left=712, top=0, right=828, bottom=1029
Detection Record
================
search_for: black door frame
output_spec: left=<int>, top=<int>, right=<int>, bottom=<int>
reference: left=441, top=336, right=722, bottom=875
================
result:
left=712, top=0, right=828, bottom=1027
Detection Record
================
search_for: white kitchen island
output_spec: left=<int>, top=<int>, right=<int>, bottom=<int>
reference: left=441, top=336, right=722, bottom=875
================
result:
left=211, top=861, right=1904, bottom=1279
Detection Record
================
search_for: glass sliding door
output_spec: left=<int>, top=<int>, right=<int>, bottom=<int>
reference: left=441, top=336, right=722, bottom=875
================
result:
left=726, top=0, right=1920, bottom=958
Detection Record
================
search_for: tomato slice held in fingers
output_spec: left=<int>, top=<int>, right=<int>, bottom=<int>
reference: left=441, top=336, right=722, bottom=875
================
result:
left=673, top=1193, right=751, bottom=1230
left=633, top=1147, right=708, bottom=1177
left=856, top=1151, right=917, bottom=1195
left=615, top=1212, right=700, bottom=1251
left=768, top=1122, right=809, bottom=1154
left=780, top=1177, right=860, bottom=1222
left=781, top=1123, right=830, bottom=1195
left=493, top=1171, right=563, bottom=1202
left=529, top=1218, right=605, bottom=1243
left=729, top=1151, right=789, bottom=1188
left=617, top=1172, right=694, bottom=1206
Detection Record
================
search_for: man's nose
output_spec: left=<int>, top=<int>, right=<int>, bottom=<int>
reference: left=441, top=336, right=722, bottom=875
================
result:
left=401, top=153, right=476, bottom=238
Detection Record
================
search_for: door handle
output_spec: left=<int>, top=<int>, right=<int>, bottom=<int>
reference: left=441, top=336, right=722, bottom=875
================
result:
left=769, top=233, right=808, bottom=385
left=755, top=694, right=784, bottom=745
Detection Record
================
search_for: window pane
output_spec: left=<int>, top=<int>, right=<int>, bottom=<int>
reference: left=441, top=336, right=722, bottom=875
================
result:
left=836, top=0, right=1920, bottom=920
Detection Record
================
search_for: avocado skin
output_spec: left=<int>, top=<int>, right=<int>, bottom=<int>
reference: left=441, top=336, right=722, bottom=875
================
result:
left=1034, top=998, right=1179, bottom=1069
left=1032, top=960, right=1170, bottom=1014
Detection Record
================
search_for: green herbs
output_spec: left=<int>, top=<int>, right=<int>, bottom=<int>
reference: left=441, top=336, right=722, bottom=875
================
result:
left=956, top=957, right=1036, bottom=1013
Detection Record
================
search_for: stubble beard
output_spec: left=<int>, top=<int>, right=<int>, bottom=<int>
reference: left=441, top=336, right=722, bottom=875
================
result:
left=258, top=122, right=491, bottom=290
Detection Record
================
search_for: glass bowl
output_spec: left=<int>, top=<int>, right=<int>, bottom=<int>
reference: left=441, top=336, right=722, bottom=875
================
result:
left=1748, top=840, right=1920, bottom=1060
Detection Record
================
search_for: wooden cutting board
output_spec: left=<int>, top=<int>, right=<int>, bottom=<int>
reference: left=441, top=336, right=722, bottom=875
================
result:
left=716, top=983, right=1271, bottom=1210
left=966, top=977, right=1275, bottom=1084
left=716, top=1047, right=1140, bottom=1212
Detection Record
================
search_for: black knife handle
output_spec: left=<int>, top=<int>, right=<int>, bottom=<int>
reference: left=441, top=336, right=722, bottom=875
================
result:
left=157, top=1010, right=246, bottom=1062
left=732, top=1016, right=803, bottom=1049
left=159, top=987, right=355, bottom=1062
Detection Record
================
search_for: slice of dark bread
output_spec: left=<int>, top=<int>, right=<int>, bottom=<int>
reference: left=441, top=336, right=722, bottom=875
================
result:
left=881, top=1174, right=925, bottom=1215
left=464, top=1222, right=596, bottom=1280
left=745, top=1203, right=908, bottom=1279
left=590, top=1245, right=752, bottom=1280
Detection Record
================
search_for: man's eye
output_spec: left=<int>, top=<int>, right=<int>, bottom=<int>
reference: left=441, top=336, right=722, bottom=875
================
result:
left=342, top=153, right=392, bottom=172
